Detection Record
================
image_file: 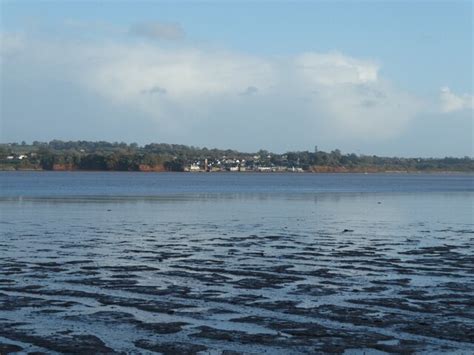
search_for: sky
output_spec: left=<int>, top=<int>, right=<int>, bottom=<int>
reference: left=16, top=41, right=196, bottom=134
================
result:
left=0, top=0, right=472, bottom=157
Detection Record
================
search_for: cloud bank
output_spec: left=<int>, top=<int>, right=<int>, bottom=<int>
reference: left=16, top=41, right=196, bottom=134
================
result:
left=439, top=86, right=474, bottom=113
left=1, top=30, right=471, bottom=155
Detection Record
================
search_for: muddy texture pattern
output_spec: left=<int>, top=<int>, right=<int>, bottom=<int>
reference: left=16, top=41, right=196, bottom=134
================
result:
left=0, top=190, right=473, bottom=354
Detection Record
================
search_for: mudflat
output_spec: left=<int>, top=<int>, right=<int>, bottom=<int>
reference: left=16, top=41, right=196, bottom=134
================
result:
left=0, top=173, right=473, bottom=353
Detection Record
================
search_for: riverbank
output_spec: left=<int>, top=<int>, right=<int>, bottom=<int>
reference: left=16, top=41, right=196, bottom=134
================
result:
left=1, top=166, right=473, bottom=174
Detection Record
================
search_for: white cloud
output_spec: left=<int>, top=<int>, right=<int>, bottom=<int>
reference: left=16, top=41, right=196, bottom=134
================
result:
left=295, top=52, right=379, bottom=86
left=291, top=53, right=422, bottom=137
left=0, top=32, right=427, bottom=145
left=440, top=86, right=474, bottom=113
left=308, top=81, right=423, bottom=138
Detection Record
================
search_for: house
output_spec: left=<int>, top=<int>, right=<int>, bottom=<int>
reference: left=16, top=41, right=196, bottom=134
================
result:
left=189, top=164, right=201, bottom=172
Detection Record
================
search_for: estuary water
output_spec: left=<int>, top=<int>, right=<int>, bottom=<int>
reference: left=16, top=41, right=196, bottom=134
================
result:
left=0, top=172, right=473, bottom=354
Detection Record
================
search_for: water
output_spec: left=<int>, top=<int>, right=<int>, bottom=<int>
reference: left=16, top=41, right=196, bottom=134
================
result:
left=1, top=171, right=472, bottom=197
left=0, top=172, right=473, bottom=354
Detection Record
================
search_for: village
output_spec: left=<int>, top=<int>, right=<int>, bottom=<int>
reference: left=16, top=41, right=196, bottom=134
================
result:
left=185, top=156, right=305, bottom=173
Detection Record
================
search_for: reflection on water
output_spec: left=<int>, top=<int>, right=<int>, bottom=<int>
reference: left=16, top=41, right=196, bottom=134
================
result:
left=0, top=173, right=473, bottom=353
left=1, top=171, right=473, bottom=197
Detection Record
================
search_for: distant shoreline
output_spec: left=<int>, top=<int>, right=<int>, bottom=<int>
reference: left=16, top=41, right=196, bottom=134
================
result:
left=2, top=141, right=472, bottom=173
left=1, top=168, right=472, bottom=174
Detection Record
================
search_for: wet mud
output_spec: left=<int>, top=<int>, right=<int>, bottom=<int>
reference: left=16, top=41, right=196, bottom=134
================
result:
left=1, top=196, right=473, bottom=354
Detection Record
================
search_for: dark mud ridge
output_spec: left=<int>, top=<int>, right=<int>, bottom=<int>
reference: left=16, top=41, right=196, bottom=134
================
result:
left=1, top=222, right=473, bottom=354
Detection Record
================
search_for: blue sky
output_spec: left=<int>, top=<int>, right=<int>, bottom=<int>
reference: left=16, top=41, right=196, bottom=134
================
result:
left=1, top=1, right=472, bottom=156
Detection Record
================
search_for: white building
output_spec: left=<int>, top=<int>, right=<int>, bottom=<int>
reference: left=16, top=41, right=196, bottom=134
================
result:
left=189, top=164, right=201, bottom=172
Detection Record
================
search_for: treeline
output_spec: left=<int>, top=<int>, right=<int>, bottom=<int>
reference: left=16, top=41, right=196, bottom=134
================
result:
left=0, top=140, right=473, bottom=172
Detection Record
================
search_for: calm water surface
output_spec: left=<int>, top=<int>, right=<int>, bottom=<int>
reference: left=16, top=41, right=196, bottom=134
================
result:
left=1, top=171, right=473, bottom=196
left=0, top=172, right=473, bottom=354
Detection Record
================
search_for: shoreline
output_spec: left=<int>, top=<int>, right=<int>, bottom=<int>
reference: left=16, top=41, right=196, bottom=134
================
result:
left=1, top=169, right=473, bottom=174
